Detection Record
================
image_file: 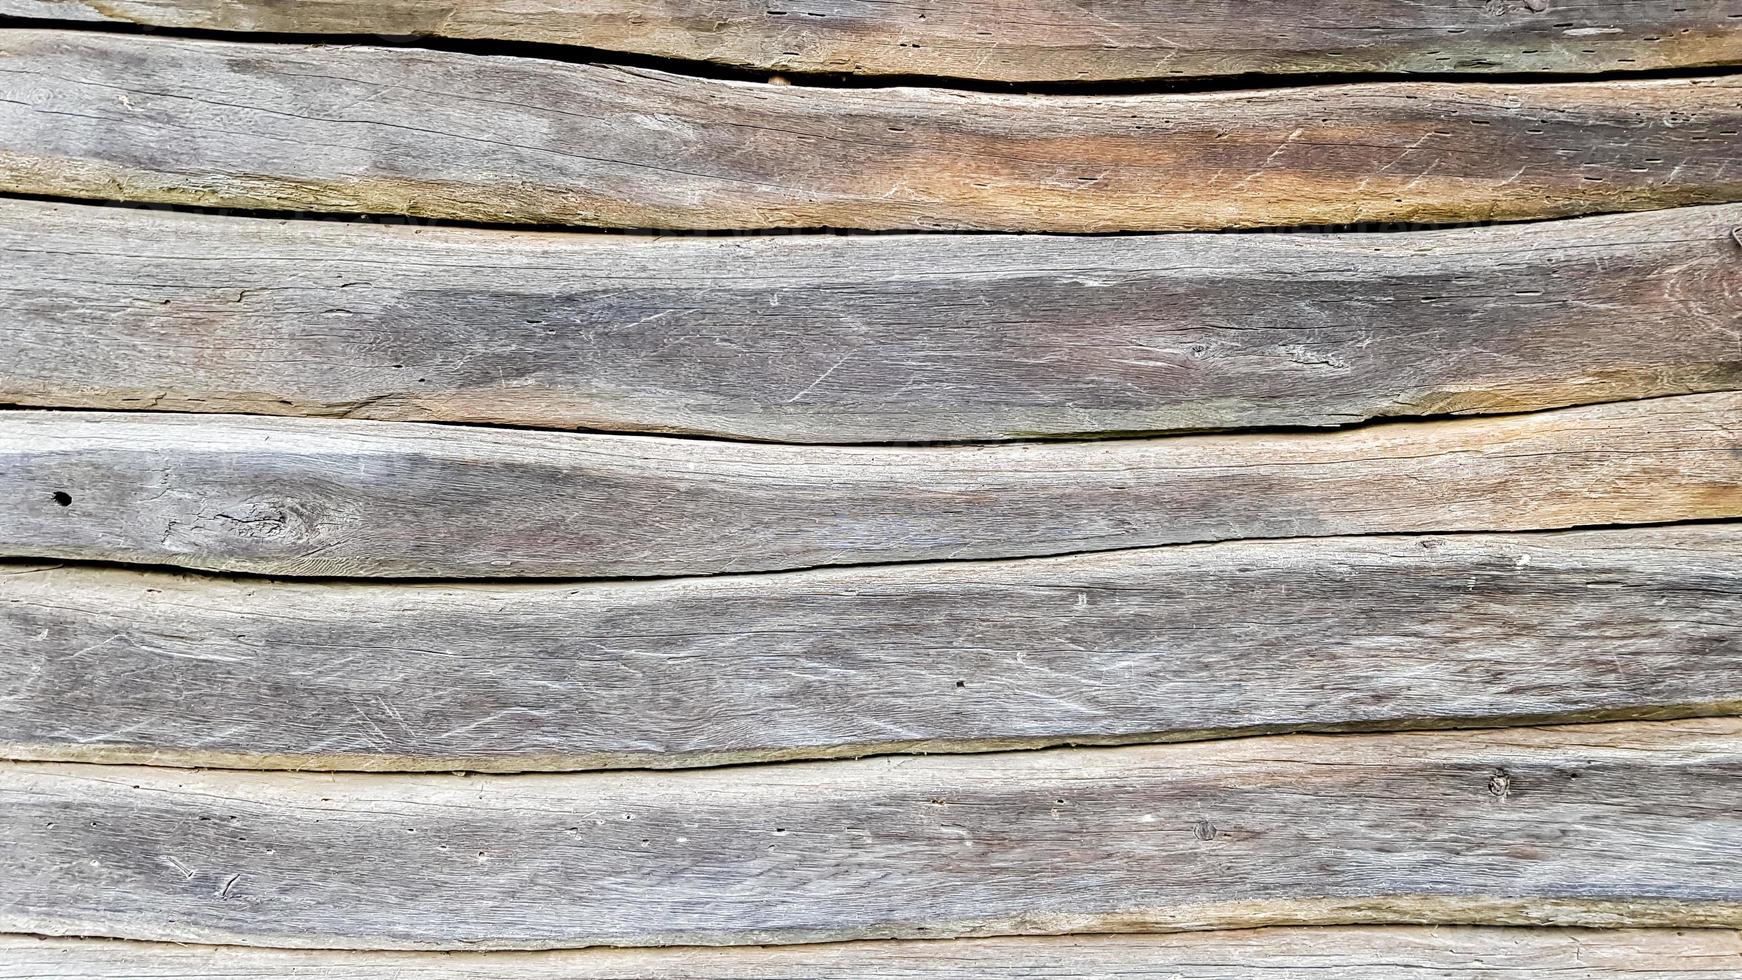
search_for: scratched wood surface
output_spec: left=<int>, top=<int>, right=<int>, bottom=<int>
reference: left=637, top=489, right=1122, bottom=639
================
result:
left=5, top=719, right=1742, bottom=949
left=5, top=199, right=1740, bottom=442
left=2, top=527, right=1737, bottom=772
left=5, top=0, right=1741, bottom=82
left=4, top=393, right=1740, bottom=578
left=3, top=0, right=1741, bottom=966
left=4, top=927, right=1740, bottom=979
left=4, top=31, right=1742, bottom=231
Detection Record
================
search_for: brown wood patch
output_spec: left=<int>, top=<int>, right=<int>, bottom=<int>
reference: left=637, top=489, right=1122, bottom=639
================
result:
left=3, top=31, right=1741, bottom=231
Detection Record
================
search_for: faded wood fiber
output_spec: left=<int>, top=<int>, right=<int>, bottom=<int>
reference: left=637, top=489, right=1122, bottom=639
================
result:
left=3, top=393, right=1740, bottom=578
left=2, top=0, right=1742, bottom=967
left=4, top=720, right=1742, bottom=949
left=2, top=527, right=1738, bottom=772
left=5, top=927, right=1741, bottom=979
left=4, top=31, right=1742, bottom=231
left=5, top=0, right=1741, bottom=81
left=4, top=199, right=1740, bottom=442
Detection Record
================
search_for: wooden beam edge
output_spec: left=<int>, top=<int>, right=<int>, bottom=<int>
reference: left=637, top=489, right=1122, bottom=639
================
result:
left=0, top=925, right=1739, bottom=976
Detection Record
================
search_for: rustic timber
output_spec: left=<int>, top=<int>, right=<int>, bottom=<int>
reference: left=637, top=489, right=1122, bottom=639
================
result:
left=2, top=527, right=1739, bottom=771
left=3, top=0, right=1740, bottom=83
left=3, top=393, right=1740, bottom=578
left=4, top=927, right=1740, bottom=978
left=5, top=720, right=1742, bottom=948
left=3, top=31, right=1742, bottom=231
left=5, top=199, right=1741, bottom=443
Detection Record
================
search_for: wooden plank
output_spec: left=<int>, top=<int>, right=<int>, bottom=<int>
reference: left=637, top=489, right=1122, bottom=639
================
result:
left=2, top=394, right=1739, bottom=578
left=2, top=527, right=1738, bottom=772
left=3, top=0, right=1740, bottom=82
left=4, top=927, right=1740, bottom=978
left=5, top=719, right=1742, bottom=948
left=5, top=199, right=1741, bottom=443
left=3, top=32, right=1742, bottom=232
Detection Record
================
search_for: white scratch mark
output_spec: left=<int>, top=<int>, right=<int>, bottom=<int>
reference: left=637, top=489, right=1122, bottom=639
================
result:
left=784, top=351, right=855, bottom=403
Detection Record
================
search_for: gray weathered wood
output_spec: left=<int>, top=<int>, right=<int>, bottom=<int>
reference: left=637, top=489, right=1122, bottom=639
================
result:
left=2, top=527, right=1738, bottom=771
left=4, top=927, right=1740, bottom=978
left=5, top=199, right=1740, bottom=443
left=2, top=393, right=1740, bottom=578
left=6, top=0, right=1742, bottom=82
left=3, top=31, right=1742, bottom=231
left=5, top=719, right=1742, bottom=948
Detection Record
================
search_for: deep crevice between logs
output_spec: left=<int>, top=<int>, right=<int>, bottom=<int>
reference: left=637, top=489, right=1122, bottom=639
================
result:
left=0, top=382, right=1736, bottom=449
left=12, top=187, right=1735, bottom=240
left=7, top=701, right=1742, bottom=777
left=5, top=14, right=1742, bottom=96
left=3, top=514, right=1737, bottom=588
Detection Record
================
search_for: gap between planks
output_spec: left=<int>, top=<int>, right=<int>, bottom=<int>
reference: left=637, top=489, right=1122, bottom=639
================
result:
left=3, top=0, right=1741, bottom=85
left=6, top=15, right=1742, bottom=95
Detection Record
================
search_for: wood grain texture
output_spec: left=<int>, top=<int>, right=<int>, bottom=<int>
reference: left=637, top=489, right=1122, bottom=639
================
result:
left=5, top=199, right=1741, bottom=443
left=4, top=927, right=1740, bottom=978
left=5, top=393, right=1740, bottom=578
left=3, top=527, right=1739, bottom=772
left=4, top=0, right=1741, bottom=82
left=3, top=31, right=1742, bottom=232
left=5, top=719, right=1742, bottom=948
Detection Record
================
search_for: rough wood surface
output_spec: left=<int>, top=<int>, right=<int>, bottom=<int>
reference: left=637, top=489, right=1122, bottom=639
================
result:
left=5, top=719, right=1742, bottom=949
left=4, top=927, right=1740, bottom=978
left=3, top=31, right=1742, bottom=231
left=3, top=393, right=1740, bottom=578
left=4, top=0, right=1741, bottom=82
left=3, top=527, right=1738, bottom=772
left=5, top=199, right=1741, bottom=442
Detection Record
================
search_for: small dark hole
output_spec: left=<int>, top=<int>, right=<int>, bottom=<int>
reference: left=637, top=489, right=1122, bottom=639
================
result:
left=51, top=491, right=72, bottom=507
left=955, top=680, right=966, bottom=688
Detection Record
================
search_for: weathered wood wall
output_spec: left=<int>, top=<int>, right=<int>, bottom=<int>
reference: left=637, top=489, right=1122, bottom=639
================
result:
left=1, top=0, right=1740, bottom=974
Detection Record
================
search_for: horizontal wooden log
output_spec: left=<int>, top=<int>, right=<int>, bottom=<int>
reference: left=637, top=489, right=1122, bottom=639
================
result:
left=4, top=927, right=1740, bottom=978
left=2, top=394, right=1739, bottom=578
left=6, top=0, right=1742, bottom=82
left=3, top=32, right=1742, bottom=231
left=5, top=719, right=1742, bottom=948
left=2, top=527, right=1738, bottom=771
left=5, top=200, right=1741, bottom=442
